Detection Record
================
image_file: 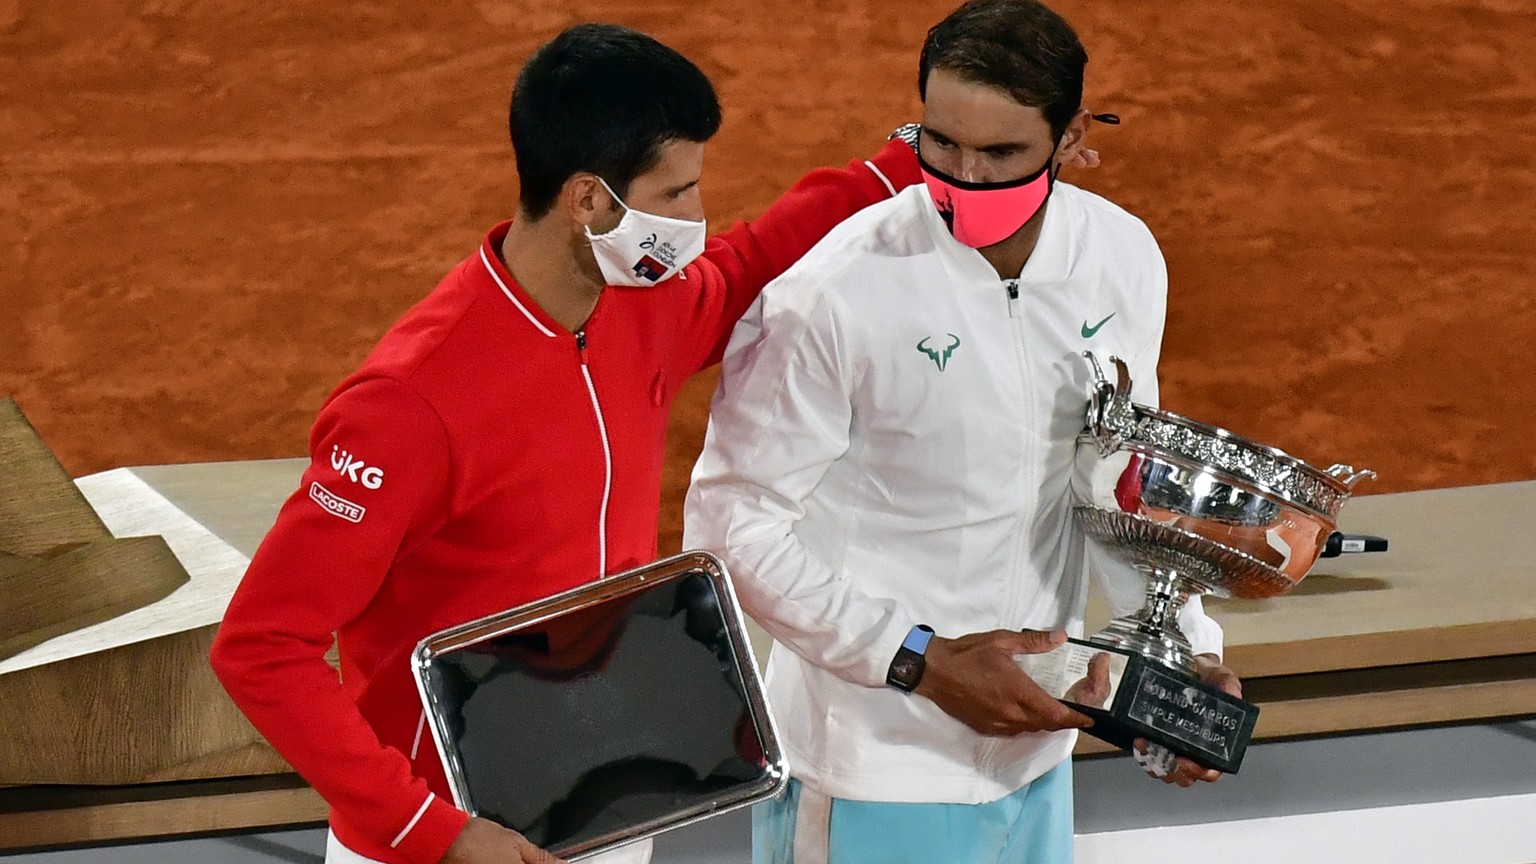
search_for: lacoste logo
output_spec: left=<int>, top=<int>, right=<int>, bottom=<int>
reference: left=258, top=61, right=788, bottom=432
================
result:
left=310, top=482, right=365, bottom=523
left=330, top=445, right=385, bottom=489
left=1081, top=313, right=1115, bottom=339
left=916, top=333, right=961, bottom=371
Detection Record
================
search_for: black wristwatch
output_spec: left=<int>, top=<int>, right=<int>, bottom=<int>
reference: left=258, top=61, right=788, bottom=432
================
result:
left=887, top=122, right=921, bottom=154
left=886, top=624, right=935, bottom=692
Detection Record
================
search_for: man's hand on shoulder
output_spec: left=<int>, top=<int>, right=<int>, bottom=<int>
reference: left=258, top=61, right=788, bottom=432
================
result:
left=915, top=629, right=1093, bottom=736
left=442, top=817, right=567, bottom=864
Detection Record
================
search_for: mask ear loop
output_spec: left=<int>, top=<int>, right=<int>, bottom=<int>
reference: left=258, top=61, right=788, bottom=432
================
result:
left=594, top=176, right=631, bottom=214
left=1046, top=137, right=1065, bottom=182
left=584, top=176, right=632, bottom=243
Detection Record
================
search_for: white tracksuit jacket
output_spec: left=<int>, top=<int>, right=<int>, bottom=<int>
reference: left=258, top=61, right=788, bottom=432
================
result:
left=683, top=181, right=1224, bottom=805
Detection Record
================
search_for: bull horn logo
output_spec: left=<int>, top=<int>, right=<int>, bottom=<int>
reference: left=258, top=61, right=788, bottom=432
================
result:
left=917, top=333, right=961, bottom=371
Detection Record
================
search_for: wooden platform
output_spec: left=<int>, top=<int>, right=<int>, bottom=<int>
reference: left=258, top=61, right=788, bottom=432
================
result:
left=2, top=460, right=1533, bottom=851
left=0, top=399, right=191, bottom=666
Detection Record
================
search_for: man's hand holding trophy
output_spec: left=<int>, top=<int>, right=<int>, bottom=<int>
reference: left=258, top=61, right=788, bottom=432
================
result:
left=1017, top=352, right=1376, bottom=777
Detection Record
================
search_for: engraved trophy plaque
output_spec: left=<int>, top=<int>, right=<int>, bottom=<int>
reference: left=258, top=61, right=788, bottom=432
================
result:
left=1031, top=353, right=1375, bottom=773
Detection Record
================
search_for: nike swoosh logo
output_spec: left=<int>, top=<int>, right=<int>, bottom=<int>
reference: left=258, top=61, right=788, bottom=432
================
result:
left=1081, top=313, right=1115, bottom=338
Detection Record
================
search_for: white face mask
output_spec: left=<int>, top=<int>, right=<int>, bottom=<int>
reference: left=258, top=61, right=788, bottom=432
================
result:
left=583, top=177, right=707, bottom=286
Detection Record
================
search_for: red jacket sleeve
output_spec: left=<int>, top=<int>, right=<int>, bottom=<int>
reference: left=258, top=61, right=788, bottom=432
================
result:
left=209, top=377, right=468, bottom=864
left=673, top=137, right=921, bottom=375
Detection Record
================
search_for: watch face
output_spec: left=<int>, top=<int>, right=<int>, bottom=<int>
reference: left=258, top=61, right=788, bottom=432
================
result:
left=890, top=654, right=922, bottom=688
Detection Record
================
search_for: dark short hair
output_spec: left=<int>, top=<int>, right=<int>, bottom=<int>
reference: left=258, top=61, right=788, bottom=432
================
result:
left=918, top=0, right=1087, bottom=140
left=510, top=24, right=722, bottom=219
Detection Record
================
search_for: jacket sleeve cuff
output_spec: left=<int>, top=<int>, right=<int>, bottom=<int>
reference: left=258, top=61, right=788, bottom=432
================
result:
left=858, top=609, right=923, bottom=688
left=393, top=794, right=471, bottom=864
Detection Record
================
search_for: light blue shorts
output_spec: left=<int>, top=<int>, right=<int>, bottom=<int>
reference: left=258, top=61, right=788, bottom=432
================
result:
left=753, top=760, right=1073, bottom=864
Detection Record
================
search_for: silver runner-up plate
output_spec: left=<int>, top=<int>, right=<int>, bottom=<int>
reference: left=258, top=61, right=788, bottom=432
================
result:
left=411, top=551, right=786, bottom=861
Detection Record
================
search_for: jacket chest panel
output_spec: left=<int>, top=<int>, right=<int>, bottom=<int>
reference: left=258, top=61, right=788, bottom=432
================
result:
left=840, top=264, right=1142, bottom=519
left=431, top=336, right=673, bottom=575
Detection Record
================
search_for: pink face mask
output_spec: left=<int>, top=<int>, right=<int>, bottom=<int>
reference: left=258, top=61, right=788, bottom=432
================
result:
left=919, top=149, right=1055, bottom=249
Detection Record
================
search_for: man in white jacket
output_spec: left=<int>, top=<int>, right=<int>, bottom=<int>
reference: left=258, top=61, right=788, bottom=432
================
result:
left=683, top=1, right=1242, bottom=861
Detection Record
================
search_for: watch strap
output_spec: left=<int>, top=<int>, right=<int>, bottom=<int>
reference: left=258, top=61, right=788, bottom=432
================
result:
left=886, top=624, right=935, bottom=692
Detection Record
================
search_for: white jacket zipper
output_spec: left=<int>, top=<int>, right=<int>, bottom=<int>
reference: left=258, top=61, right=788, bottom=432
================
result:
left=576, top=330, right=612, bottom=579
left=1002, top=278, right=1033, bottom=624
left=978, top=278, right=1034, bottom=781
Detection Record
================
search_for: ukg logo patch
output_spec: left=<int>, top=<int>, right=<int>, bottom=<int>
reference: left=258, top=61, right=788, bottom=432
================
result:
left=331, top=445, right=384, bottom=489
left=310, top=482, right=366, bottom=523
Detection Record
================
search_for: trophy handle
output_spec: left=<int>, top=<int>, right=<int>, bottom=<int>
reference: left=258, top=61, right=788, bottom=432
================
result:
left=1082, top=352, right=1136, bottom=456
left=1325, top=464, right=1378, bottom=488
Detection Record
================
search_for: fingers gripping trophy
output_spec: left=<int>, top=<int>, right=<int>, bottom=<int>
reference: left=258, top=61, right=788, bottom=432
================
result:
left=1028, top=352, right=1375, bottom=774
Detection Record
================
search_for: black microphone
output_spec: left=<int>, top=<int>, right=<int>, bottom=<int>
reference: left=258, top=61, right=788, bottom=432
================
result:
left=1318, top=532, right=1389, bottom=558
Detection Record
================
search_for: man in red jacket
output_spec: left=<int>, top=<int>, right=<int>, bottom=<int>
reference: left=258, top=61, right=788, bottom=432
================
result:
left=209, top=23, right=924, bottom=864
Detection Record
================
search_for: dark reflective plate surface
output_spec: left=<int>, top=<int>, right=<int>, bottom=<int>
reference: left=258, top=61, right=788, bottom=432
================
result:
left=416, top=557, right=779, bottom=857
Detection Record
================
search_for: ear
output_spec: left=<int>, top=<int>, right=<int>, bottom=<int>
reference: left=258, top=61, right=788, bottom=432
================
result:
left=560, top=173, right=613, bottom=231
left=1054, top=108, right=1093, bottom=170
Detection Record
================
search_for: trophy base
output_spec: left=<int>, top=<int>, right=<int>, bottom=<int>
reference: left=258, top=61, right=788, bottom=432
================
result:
left=1016, top=638, right=1258, bottom=774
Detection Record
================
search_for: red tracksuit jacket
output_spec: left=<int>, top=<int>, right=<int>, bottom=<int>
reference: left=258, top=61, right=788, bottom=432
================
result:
left=210, top=140, right=919, bottom=864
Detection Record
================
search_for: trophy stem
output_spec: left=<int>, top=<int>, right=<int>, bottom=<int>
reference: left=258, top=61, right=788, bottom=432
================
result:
left=1088, top=565, right=1199, bottom=673
left=1140, top=566, right=1187, bottom=636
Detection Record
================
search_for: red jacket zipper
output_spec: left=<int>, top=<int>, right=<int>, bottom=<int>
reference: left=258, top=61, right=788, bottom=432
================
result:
left=575, top=329, right=612, bottom=578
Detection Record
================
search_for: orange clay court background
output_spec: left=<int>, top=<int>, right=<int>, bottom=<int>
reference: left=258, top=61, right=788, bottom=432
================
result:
left=2, top=0, right=1534, bottom=556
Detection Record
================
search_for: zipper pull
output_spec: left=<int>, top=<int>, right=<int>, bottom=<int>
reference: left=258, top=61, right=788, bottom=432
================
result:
left=576, top=330, right=589, bottom=362
left=1004, top=280, right=1020, bottom=318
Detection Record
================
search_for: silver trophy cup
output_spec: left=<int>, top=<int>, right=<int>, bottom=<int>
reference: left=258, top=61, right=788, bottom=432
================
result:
left=1053, top=352, right=1374, bottom=772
